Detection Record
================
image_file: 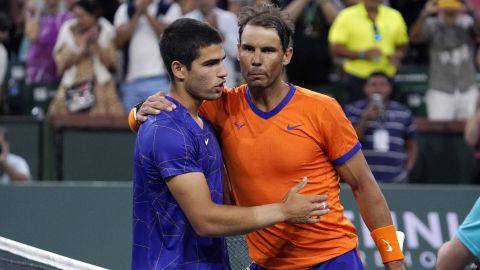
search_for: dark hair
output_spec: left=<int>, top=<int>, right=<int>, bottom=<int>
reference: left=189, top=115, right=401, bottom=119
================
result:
left=238, top=5, right=294, bottom=51
left=0, top=12, right=10, bottom=32
left=160, top=18, right=223, bottom=78
left=367, top=71, right=393, bottom=85
left=72, top=0, right=103, bottom=18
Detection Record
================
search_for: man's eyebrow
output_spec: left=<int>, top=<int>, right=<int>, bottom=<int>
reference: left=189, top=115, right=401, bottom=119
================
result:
left=202, top=55, right=226, bottom=65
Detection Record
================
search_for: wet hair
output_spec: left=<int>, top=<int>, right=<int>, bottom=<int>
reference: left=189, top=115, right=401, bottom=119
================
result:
left=238, top=4, right=294, bottom=51
left=160, top=18, right=223, bottom=78
left=72, top=0, right=103, bottom=18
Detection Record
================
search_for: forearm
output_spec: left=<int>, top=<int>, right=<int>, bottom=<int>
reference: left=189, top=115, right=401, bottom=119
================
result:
left=146, top=14, right=166, bottom=36
left=57, top=48, right=86, bottom=73
left=94, top=43, right=118, bottom=71
left=319, top=0, right=338, bottom=24
left=330, top=44, right=363, bottom=60
left=353, top=181, right=393, bottom=230
left=284, top=0, right=311, bottom=22
left=115, top=15, right=140, bottom=47
left=0, top=163, right=31, bottom=182
left=353, top=117, right=369, bottom=140
left=410, top=13, right=428, bottom=43
left=195, top=203, right=285, bottom=237
left=338, top=153, right=393, bottom=230
left=405, top=139, right=417, bottom=172
left=465, top=112, right=480, bottom=146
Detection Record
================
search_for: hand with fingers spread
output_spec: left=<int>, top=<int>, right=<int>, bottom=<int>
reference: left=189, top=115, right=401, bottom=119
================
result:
left=281, top=177, right=330, bottom=224
left=137, top=92, right=177, bottom=122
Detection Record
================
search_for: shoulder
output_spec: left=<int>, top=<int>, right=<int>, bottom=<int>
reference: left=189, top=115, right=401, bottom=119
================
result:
left=56, top=19, right=76, bottom=41
left=99, top=17, right=115, bottom=33
left=294, top=86, right=341, bottom=111
left=113, top=4, right=128, bottom=25
left=114, top=3, right=128, bottom=16
left=7, top=153, right=28, bottom=167
left=380, top=5, right=403, bottom=17
left=337, top=4, right=362, bottom=18
left=213, top=85, right=247, bottom=104
left=138, top=112, right=193, bottom=151
left=214, top=7, right=237, bottom=20
left=0, top=44, right=6, bottom=59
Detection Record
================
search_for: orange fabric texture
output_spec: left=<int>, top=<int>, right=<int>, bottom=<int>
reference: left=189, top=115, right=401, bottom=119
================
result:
left=200, top=85, right=361, bottom=269
left=371, top=225, right=405, bottom=263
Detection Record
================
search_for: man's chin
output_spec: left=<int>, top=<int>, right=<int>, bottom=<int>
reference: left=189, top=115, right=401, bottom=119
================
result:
left=203, top=93, right=223, bottom=101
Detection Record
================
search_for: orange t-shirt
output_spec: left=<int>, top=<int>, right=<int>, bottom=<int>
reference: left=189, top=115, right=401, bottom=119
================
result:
left=200, top=85, right=360, bottom=270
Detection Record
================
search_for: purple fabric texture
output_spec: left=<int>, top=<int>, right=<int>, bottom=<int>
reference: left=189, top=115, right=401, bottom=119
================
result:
left=26, top=10, right=72, bottom=84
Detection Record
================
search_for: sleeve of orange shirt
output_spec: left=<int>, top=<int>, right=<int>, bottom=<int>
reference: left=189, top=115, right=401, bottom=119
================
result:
left=317, top=96, right=361, bottom=165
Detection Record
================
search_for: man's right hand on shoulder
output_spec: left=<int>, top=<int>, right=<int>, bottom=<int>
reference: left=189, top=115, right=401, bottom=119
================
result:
left=128, top=91, right=176, bottom=132
left=281, top=177, right=330, bottom=224
left=136, top=92, right=177, bottom=122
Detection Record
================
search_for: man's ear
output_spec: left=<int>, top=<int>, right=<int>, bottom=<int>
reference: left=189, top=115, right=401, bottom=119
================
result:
left=283, top=47, right=293, bottom=66
left=236, top=43, right=241, bottom=61
left=171, top=61, right=186, bottom=80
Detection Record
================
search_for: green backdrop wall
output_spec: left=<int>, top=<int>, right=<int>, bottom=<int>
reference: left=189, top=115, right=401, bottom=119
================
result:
left=0, top=183, right=478, bottom=269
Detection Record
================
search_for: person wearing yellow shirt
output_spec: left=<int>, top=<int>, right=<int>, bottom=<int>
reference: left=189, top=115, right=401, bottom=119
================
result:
left=328, top=0, right=409, bottom=104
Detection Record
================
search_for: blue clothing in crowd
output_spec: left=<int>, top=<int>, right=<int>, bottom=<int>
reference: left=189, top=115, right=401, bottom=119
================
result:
left=345, top=98, right=416, bottom=183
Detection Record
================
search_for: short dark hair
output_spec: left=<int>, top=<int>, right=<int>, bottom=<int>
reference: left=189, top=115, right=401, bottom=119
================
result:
left=238, top=4, right=294, bottom=51
left=367, top=71, right=392, bottom=85
left=160, top=18, right=223, bottom=79
left=72, top=0, right=103, bottom=18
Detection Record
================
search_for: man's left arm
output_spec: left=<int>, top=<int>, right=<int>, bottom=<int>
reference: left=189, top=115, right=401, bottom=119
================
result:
left=336, top=151, right=404, bottom=270
left=405, top=138, right=417, bottom=173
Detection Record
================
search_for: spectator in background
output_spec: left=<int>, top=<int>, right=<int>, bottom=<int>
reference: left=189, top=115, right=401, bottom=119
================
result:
left=283, top=0, right=338, bottom=93
left=228, top=0, right=274, bottom=15
left=328, top=0, right=409, bottom=104
left=47, top=0, right=124, bottom=116
left=0, top=126, right=31, bottom=184
left=0, top=13, right=9, bottom=114
left=114, top=0, right=171, bottom=111
left=345, top=72, right=417, bottom=183
left=0, top=13, right=10, bottom=87
left=436, top=197, right=480, bottom=270
left=2, top=0, right=27, bottom=58
left=183, top=0, right=238, bottom=87
left=464, top=97, right=480, bottom=184
left=96, top=0, right=120, bottom=24
left=24, top=0, right=72, bottom=86
left=410, top=0, right=480, bottom=121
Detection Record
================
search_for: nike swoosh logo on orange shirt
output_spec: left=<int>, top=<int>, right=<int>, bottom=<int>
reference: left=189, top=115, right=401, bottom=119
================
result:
left=287, top=124, right=303, bottom=130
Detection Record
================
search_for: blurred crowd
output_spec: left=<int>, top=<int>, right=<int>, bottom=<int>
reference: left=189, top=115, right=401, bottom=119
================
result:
left=0, top=0, right=479, bottom=117
left=1, top=0, right=480, bottom=184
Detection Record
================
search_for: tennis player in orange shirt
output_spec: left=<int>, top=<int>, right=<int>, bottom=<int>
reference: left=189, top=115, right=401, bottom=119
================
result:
left=129, top=4, right=405, bottom=270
